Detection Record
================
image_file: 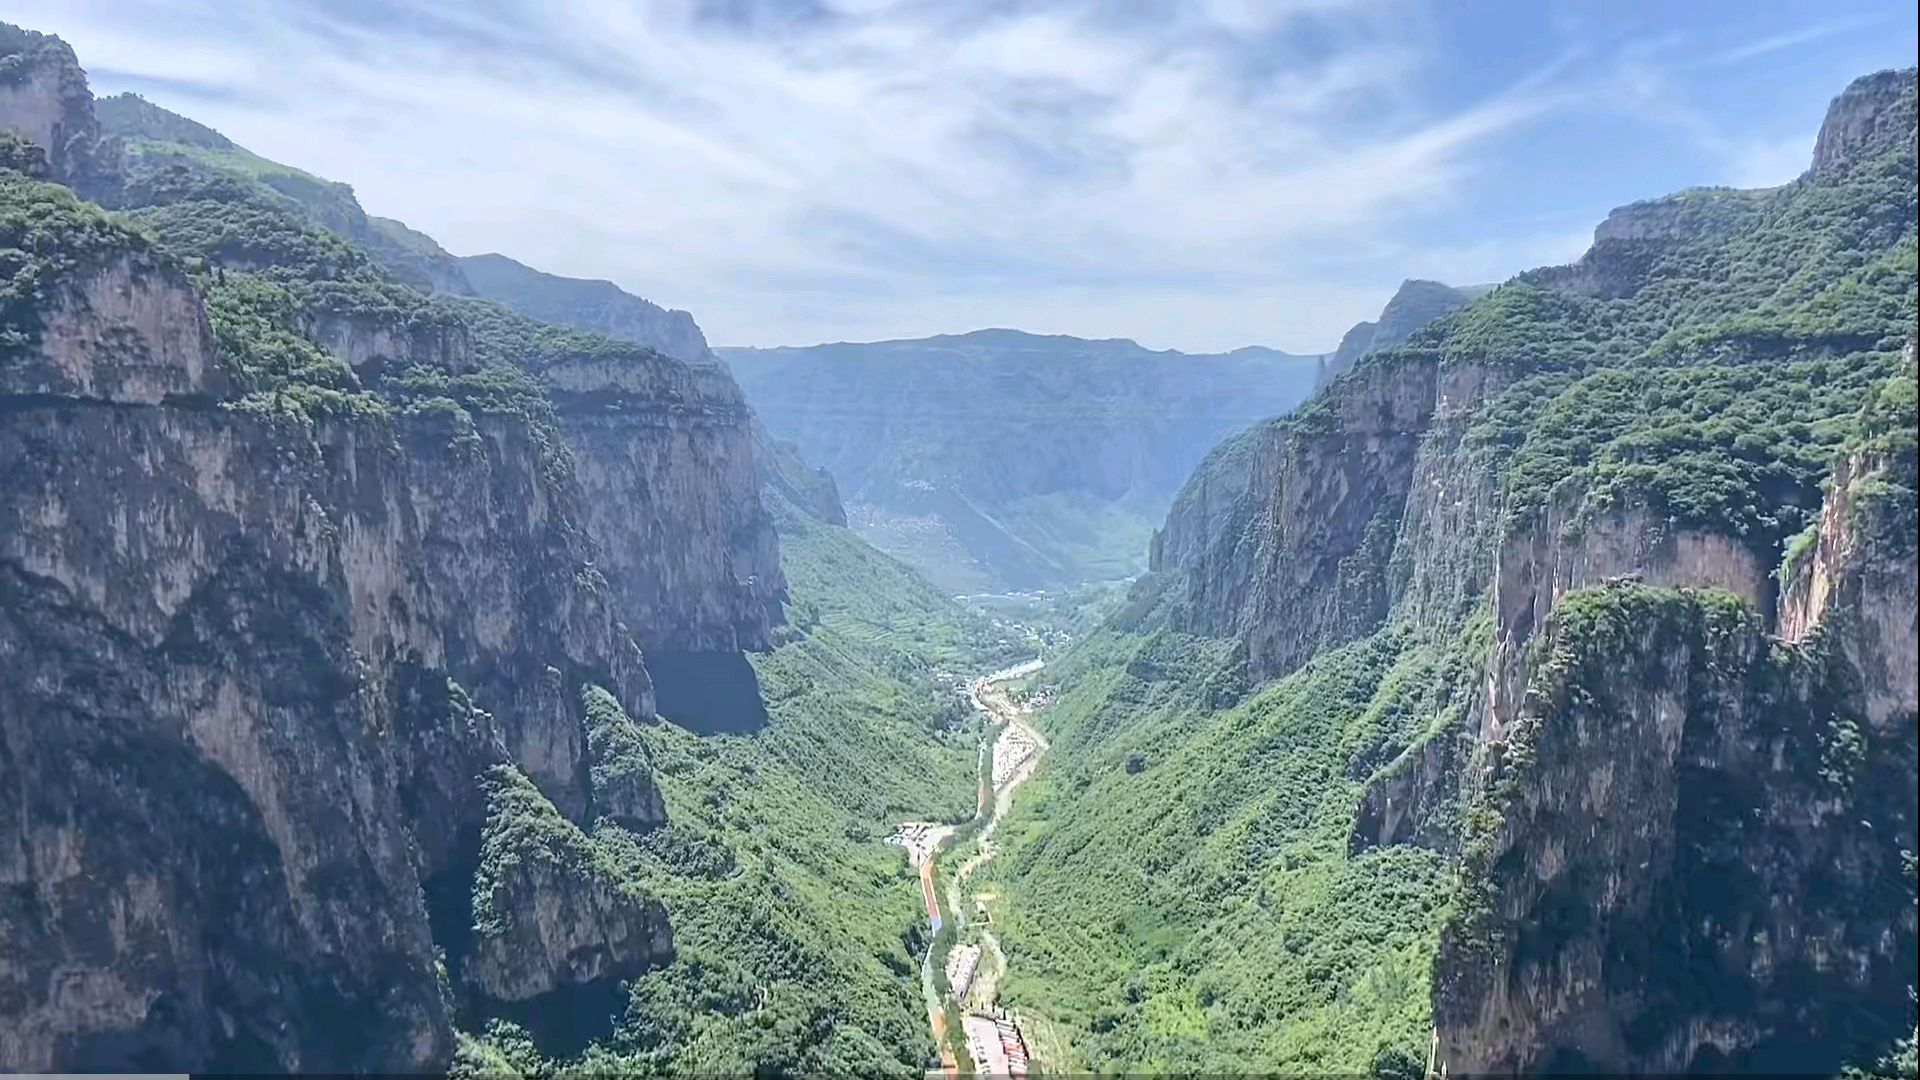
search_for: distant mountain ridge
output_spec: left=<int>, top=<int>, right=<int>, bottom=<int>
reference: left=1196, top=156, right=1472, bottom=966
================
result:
left=739, top=325, right=1308, bottom=361
left=459, top=252, right=710, bottom=363
left=719, top=328, right=1324, bottom=591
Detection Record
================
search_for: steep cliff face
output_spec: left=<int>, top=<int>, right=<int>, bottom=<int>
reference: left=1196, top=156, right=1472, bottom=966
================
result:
left=0, top=177, right=695, bottom=1065
left=437, top=289, right=787, bottom=668
left=464, top=767, right=672, bottom=1009
left=543, top=352, right=784, bottom=657
left=0, top=28, right=765, bottom=1069
left=753, top=417, right=848, bottom=526
left=2, top=251, right=217, bottom=402
left=1160, top=355, right=1513, bottom=684
left=0, top=24, right=102, bottom=188
left=382, top=407, right=656, bottom=820
left=0, top=206, right=452, bottom=1071
left=1138, top=67, right=1918, bottom=1075
left=1434, top=584, right=1917, bottom=1075
left=1484, top=500, right=1773, bottom=732
left=1813, top=67, right=1920, bottom=175
left=1146, top=418, right=1272, bottom=576
left=1180, top=357, right=1443, bottom=681
left=1778, top=375, right=1919, bottom=730
left=308, top=307, right=473, bottom=378
left=1158, top=279, right=1486, bottom=590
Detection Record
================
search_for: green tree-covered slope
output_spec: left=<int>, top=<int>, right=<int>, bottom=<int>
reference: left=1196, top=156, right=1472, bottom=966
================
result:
left=454, top=489, right=1027, bottom=1077
left=989, top=66, right=1918, bottom=1076
left=5, top=23, right=1027, bottom=1074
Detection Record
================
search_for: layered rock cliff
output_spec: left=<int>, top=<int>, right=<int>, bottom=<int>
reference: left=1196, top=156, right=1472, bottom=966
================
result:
left=0, top=25, right=786, bottom=1071
left=0, top=24, right=106, bottom=190
left=1155, top=279, right=1485, bottom=580
left=1435, top=578, right=1916, bottom=1074
left=1143, top=67, right=1919, bottom=1075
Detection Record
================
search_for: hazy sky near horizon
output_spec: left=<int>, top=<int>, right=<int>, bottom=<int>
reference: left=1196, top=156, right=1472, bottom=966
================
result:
left=21, top=0, right=1919, bottom=352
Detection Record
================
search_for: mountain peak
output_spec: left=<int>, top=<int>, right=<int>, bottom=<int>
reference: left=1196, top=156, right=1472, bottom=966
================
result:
left=0, top=21, right=99, bottom=184
left=1811, top=67, right=1918, bottom=175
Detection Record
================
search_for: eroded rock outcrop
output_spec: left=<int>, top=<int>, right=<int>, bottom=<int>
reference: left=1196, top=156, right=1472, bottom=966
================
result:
left=1778, top=435, right=1919, bottom=728
left=464, top=766, right=672, bottom=1007
left=1485, top=500, right=1773, bottom=731
left=1813, top=67, right=1920, bottom=175
left=1525, top=188, right=1763, bottom=300
left=1156, top=279, right=1486, bottom=592
left=0, top=252, right=218, bottom=404
left=0, top=24, right=103, bottom=188
left=1433, top=583, right=1917, bottom=1075
left=308, top=308, right=473, bottom=379
left=1163, top=354, right=1469, bottom=683
left=752, top=416, right=847, bottom=526
left=1313, top=278, right=1484, bottom=387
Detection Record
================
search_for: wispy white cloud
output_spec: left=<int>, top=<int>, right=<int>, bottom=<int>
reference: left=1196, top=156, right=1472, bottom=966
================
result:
left=12, top=0, right=1884, bottom=351
left=1702, top=15, right=1880, bottom=68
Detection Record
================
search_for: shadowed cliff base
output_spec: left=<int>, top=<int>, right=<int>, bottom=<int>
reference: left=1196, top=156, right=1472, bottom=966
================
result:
left=472, top=979, right=633, bottom=1062
left=647, top=649, right=772, bottom=734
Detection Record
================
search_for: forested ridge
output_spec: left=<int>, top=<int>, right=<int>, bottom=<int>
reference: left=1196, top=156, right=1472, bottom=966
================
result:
left=1, top=21, right=1030, bottom=1075
left=988, top=66, right=1918, bottom=1076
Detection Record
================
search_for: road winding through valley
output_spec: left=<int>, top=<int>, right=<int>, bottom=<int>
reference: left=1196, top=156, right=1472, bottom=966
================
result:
left=894, top=659, right=1048, bottom=1077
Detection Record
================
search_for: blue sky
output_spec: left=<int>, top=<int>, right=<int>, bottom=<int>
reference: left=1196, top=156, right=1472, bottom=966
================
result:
left=18, top=0, right=1919, bottom=351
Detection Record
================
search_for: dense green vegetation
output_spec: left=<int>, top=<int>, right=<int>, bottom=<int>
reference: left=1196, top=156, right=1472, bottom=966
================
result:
left=473, top=763, right=654, bottom=939
left=984, top=70, right=1917, bottom=1077
left=439, top=293, right=673, bottom=372
left=772, top=491, right=1026, bottom=673
left=1428, top=105, right=1914, bottom=550
left=0, top=131, right=47, bottom=176
left=980, top=586, right=1482, bottom=1073
left=113, top=130, right=366, bottom=228
left=444, top=491, right=1024, bottom=1076
left=0, top=169, right=161, bottom=359
left=7, top=65, right=1045, bottom=1077
left=129, top=199, right=445, bottom=326
left=117, top=189, right=612, bottom=465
